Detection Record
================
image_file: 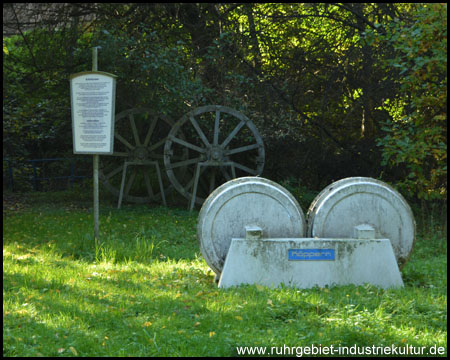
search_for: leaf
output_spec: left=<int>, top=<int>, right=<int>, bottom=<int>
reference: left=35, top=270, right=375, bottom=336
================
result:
left=69, top=346, right=78, bottom=356
left=234, top=315, right=243, bottom=321
left=433, top=114, right=446, bottom=121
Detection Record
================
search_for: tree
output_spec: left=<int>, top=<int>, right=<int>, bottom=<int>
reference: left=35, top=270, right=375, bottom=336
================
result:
left=210, top=4, right=407, bottom=187
left=3, top=4, right=210, bottom=159
left=3, top=3, right=447, bottom=204
left=372, top=4, right=447, bottom=201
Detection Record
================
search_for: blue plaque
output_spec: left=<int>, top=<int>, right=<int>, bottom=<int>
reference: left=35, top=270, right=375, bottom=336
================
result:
left=288, top=249, right=335, bottom=261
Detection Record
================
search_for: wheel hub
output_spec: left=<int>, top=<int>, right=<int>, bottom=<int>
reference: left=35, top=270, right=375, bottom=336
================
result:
left=208, top=145, right=224, bottom=161
left=133, top=146, right=149, bottom=161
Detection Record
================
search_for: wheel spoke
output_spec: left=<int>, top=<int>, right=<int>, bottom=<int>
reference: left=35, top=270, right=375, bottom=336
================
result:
left=166, top=156, right=203, bottom=170
left=105, top=163, right=124, bottom=180
left=225, top=143, right=260, bottom=156
left=213, top=111, right=220, bottom=145
left=143, top=115, right=158, bottom=147
left=189, top=115, right=210, bottom=146
left=101, top=108, right=179, bottom=205
left=163, top=105, right=265, bottom=207
left=124, top=169, right=137, bottom=196
left=147, top=137, right=167, bottom=152
left=220, top=164, right=236, bottom=181
left=115, top=132, right=135, bottom=150
left=143, top=172, right=154, bottom=198
left=197, top=170, right=211, bottom=195
left=221, top=167, right=232, bottom=181
left=209, top=168, right=216, bottom=193
left=184, top=166, right=207, bottom=191
left=149, top=153, right=164, bottom=160
left=168, top=135, right=206, bottom=153
left=112, top=151, right=130, bottom=157
left=221, top=120, right=246, bottom=148
left=231, top=161, right=258, bottom=175
left=129, top=114, right=141, bottom=146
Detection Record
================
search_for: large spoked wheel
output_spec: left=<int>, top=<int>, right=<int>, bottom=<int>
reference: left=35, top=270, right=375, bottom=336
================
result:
left=164, top=105, right=265, bottom=207
left=99, top=108, right=186, bottom=204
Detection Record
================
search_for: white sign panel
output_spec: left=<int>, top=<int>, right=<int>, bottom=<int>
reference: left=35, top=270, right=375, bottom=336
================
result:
left=70, top=71, right=117, bottom=154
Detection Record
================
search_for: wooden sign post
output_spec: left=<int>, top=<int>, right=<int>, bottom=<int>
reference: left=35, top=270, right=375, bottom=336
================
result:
left=70, top=47, right=117, bottom=241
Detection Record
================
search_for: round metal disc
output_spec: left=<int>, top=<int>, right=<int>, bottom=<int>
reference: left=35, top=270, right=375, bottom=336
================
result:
left=307, top=177, right=416, bottom=268
left=198, top=177, right=306, bottom=275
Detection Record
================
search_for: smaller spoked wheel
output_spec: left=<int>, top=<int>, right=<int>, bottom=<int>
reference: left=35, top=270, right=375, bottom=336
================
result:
left=99, top=108, right=186, bottom=204
left=164, top=105, right=265, bottom=206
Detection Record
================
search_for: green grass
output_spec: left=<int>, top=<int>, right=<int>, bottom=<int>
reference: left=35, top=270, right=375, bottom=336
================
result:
left=3, top=190, right=447, bottom=357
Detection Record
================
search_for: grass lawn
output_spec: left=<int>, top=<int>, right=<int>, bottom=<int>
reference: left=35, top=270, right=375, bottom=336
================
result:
left=3, top=189, right=447, bottom=357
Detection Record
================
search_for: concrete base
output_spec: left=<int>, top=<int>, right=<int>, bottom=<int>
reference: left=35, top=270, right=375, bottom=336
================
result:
left=218, top=238, right=404, bottom=289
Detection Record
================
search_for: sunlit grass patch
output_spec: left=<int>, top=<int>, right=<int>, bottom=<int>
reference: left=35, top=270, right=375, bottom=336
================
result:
left=3, top=193, right=447, bottom=356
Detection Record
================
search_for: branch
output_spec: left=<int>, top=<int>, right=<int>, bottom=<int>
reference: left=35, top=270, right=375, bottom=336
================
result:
left=235, top=50, right=375, bottom=165
left=9, top=4, right=42, bottom=72
left=331, top=3, right=387, bottom=35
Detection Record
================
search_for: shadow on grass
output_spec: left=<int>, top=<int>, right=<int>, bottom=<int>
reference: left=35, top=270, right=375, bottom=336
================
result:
left=4, top=202, right=200, bottom=265
left=4, top=267, right=217, bottom=356
left=4, top=251, right=447, bottom=357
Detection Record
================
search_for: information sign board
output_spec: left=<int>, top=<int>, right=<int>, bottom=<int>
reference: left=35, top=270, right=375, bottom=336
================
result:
left=70, top=71, right=117, bottom=154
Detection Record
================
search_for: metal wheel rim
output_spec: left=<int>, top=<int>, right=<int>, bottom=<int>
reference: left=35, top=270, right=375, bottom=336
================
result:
left=164, top=105, right=265, bottom=205
left=99, top=108, right=186, bottom=204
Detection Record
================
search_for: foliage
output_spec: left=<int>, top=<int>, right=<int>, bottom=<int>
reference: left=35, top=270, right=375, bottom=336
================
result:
left=3, top=195, right=447, bottom=356
left=370, top=4, right=447, bottom=200
left=92, top=27, right=211, bottom=115
left=3, top=28, right=92, bottom=159
left=3, top=3, right=447, bottom=202
left=3, top=6, right=212, bottom=160
left=280, top=177, right=319, bottom=211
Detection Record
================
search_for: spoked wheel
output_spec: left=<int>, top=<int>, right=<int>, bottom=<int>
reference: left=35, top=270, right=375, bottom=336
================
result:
left=99, top=108, right=186, bottom=205
left=164, top=105, right=265, bottom=209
